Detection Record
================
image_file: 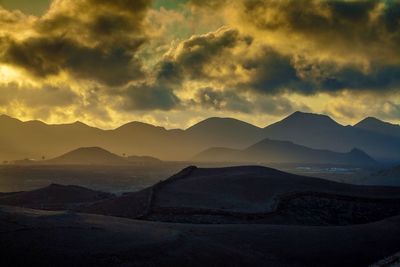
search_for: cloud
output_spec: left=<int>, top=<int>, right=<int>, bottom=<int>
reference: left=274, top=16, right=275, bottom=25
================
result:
left=322, top=91, right=400, bottom=124
left=239, top=0, right=400, bottom=65
left=118, top=83, right=180, bottom=111
left=1, top=0, right=400, bottom=127
left=160, top=26, right=252, bottom=82
left=1, top=36, right=144, bottom=86
left=0, top=82, right=78, bottom=107
left=193, top=87, right=252, bottom=113
left=191, top=87, right=308, bottom=116
left=0, top=0, right=153, bottom=86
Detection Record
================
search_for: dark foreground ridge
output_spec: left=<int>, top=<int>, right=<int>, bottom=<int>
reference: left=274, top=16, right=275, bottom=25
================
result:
left=77, top=166, right=400, bottom=225
left=2, top=166, right=400, bottom=266
left=1, top=206, right=400, bottom=267
left=2, top=166, right=398, bottom=226
left=1, top=166, right=400, bottom=225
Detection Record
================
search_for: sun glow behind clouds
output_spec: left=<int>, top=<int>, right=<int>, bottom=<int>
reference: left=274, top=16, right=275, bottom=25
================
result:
left=0, top=65, right=22, bottom=83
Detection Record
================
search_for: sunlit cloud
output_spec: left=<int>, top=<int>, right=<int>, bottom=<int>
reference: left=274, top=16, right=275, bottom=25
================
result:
left=0, top=0, right=399, bottom=128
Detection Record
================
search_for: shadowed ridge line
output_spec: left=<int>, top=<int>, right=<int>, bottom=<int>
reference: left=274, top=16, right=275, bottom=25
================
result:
left=135, top=166, right=197, bottom=219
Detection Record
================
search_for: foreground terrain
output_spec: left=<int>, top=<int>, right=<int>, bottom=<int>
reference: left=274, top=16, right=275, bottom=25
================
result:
left=1, top=166, right=400, bottom=266
left=1, top=206, right=400, bottom=267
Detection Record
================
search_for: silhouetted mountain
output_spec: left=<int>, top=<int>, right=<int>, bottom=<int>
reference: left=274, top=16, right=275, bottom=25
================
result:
left=185, top=117, right=265, bottom=149
left=1, top=112, right=400, bottom=162
left=0, top=115, right=265, bottom=161
left=45, top=147, right=129, bottom=165
left=0, top=115, right=104, bottom=160
left=194, top=138, right=376, bottom=166
left=264, top=111, right=400, bottom=162
left=355, top=117, right=400, bottom=138
left=0, top=183, right=113, bottom=210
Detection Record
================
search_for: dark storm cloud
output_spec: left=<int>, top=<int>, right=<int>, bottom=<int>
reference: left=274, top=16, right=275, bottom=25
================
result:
left=240, top=48, right=311, bottom=94
left=1, top=36, right=144, bottom=86
left=187, top=0, right=228, bottom=9
left=194, top=87, right=252, bottom=113
left=120, top=84, right=180, bottom=111
left=159, top=27, right=252, bottom=83
left=0, top=82, right=78, bottom=107
left=240, top=48, right=400, bottom=94
left=0, top=0, right=153, bottom=86
left=318, top=65, right=400, bottom=92
left=193, top=87, right=303, bottom=116
left=241, top=0, right=400, bottom=61
left=182, top=0, right=400, bottom=95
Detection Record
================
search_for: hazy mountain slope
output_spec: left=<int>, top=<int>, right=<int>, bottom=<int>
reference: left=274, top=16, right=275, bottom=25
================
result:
left=45, top=147, right=129, bottom=165
left=108, top=121, right=185, bottom=160
left=263, top=112, right=400, bottom=161
left=185, top=117, right=265, bottom=149
left=0, top=115, right=264, bottom=161
left=194, top=138, right=376, bottom=166
left=0, top=115, right=105, bottom=160
left=355, top=117, right=400, bottom=138
left=1, top=112, right=400, bottom=162
left=2, top=206, right=400, bottom=267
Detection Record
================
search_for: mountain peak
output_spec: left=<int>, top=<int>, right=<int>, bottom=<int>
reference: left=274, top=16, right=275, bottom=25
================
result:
left=288, top=111, right=336, bottom=121
left=273, top=111, right=341, bottom=129
left=116, top=121, right=165, bottom=131
left=355, top=117, right=396, bottom=127
left=187, top=117, right=259, bottom=132
left=0, top=114, right=21, bottom=124
left=354, top=116, right=400, bottom=138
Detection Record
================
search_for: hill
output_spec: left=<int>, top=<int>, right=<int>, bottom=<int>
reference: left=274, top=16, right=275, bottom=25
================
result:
left=355, top=117, right=400, bottom=138
left=194, top=138, right=377, bottom=166
left=263, top=111, right=400, bottom=161
left=82, top=166, right=400, bottom=225
left=0, top=184, right=113, bottom=210
left=45, top=147, right=129, bottom=165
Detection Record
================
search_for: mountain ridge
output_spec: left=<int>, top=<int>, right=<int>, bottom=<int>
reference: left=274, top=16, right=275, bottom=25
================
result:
left=1, top=112, right=399, bottom=162
left=194, top=138, right=377, bottom=166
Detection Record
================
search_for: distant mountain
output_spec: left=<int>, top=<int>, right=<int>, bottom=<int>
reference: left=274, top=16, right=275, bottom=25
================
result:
left=263, top=112, right=400, bottom=162
left=45, top=147, right=129, bottom=165
left=0, top=115, right=104, bottom=160
left=194, top=138, right=377, bottom=166
left=355, top=117, right=400, bottom=138
left=1, top=112, right=400, bottom=162
left=185, top=117, right=265, bottom=149
left=0, top=183, right=113, bottom=210
left=0, top=115, right=265, bottom=161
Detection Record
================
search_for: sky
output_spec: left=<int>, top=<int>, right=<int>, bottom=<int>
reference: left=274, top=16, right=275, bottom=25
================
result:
left=0, top=0, right=399, bottom=129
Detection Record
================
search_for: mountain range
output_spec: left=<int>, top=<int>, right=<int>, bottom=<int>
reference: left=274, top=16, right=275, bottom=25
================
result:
left=1, top=111, right=400, bottom=163
left=194, top=139, right=377, bottom=166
